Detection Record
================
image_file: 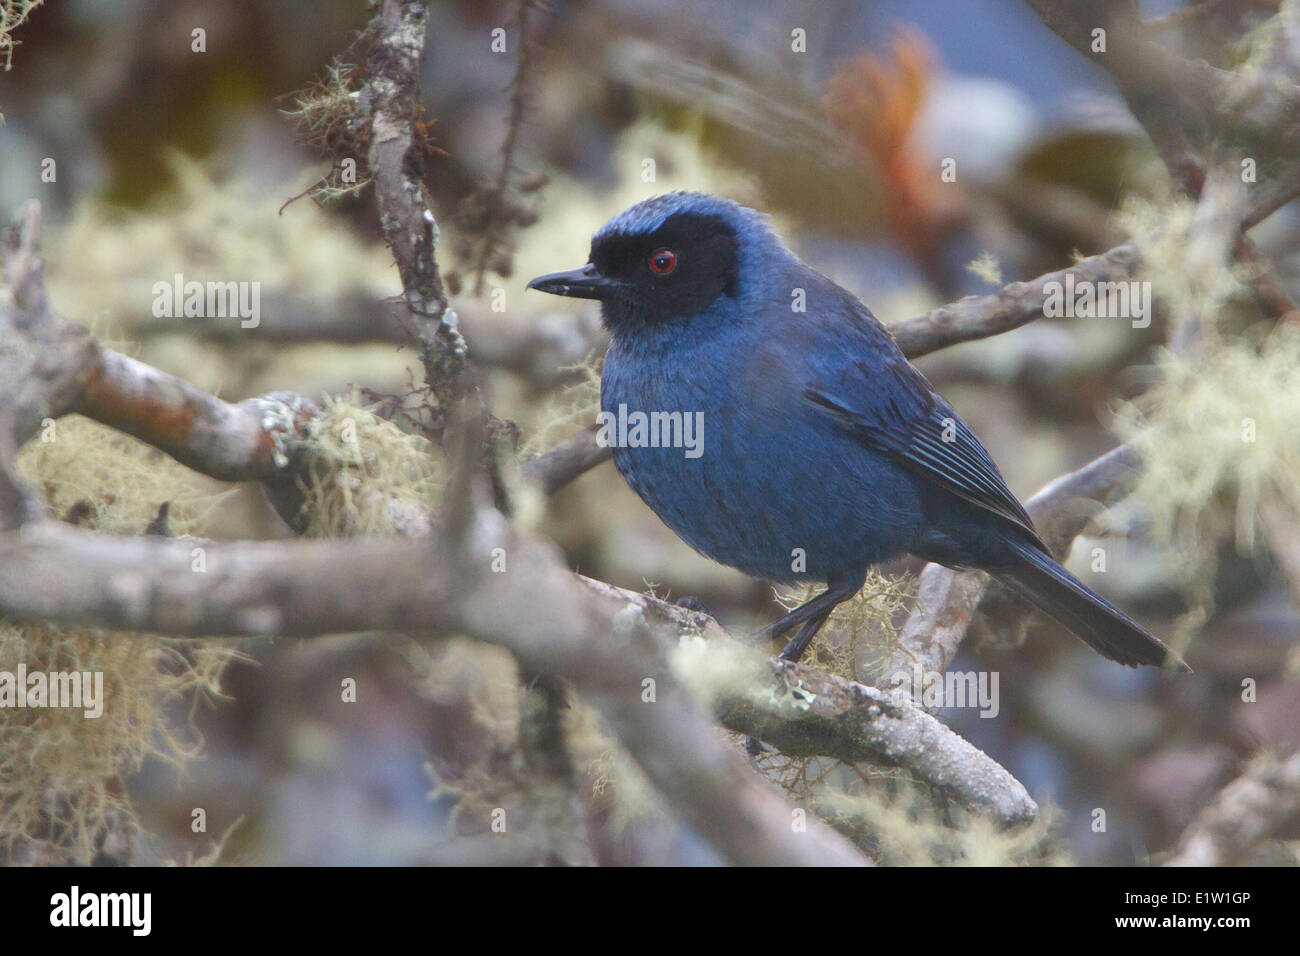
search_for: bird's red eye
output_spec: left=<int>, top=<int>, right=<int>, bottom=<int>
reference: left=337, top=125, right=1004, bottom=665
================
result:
left=649, top=248, right=677, bottom=275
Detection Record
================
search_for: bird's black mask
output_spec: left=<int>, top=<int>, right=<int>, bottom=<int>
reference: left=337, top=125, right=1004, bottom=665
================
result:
left=527, top=211, right=740, bottom=332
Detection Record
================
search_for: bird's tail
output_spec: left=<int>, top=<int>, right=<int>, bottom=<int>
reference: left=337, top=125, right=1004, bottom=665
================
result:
left=994, top=538, right=1190, bottom=672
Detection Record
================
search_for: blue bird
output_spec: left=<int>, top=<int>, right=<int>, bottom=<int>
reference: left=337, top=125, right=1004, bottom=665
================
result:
left=528, top=192, right=1188, bottom=671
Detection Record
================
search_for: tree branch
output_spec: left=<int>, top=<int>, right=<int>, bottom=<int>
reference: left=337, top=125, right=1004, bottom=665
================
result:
left=579, top=578, right=1037, bottom=826
left=77, top=350, right=313, bottom=483
left=889, top=242, right=1139, bottom=358
left=362, top=0, right=469, bottom=416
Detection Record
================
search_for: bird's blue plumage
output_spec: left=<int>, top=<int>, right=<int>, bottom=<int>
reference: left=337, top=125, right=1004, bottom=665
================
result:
left=530, top=192, right=1187, bottom=670
left=601, top=263, right=930, bottom=582
left=594, top=192, right=772, bottom=248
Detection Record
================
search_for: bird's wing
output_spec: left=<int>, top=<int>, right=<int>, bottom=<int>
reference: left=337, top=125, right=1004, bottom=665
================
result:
left=803, top=348, right=1043, bottom=546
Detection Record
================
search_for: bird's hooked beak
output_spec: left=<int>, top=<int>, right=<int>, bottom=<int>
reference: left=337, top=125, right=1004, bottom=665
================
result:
left=526, top=263, right=617, bottom=300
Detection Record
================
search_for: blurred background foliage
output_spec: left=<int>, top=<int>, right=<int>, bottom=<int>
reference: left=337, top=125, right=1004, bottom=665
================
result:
left=1, top=0, right=1297, bottom=865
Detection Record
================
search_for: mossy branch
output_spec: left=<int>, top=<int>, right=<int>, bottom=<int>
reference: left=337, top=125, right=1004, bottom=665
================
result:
left=361, top=0, right=472, bottom=426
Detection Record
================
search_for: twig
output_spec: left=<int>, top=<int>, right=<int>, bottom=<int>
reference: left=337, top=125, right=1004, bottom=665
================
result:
left=520, top=428, right=608, bottom=494
left=889, top=242, right=1139, bottom=359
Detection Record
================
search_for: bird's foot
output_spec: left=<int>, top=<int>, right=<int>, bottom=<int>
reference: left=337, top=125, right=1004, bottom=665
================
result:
left=674, top=595, right=711, bottom=615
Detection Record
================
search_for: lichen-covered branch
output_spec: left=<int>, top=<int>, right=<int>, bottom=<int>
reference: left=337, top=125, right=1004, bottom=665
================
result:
left=361, top=0, right=469, bottom=414
left=720, top=662, right=1036, bottom=826
left=579, top=577, right=1037, bottom=826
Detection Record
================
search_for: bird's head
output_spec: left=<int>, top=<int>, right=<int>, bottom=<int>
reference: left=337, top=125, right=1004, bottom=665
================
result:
left=527, top=192, right=778, bottom=337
